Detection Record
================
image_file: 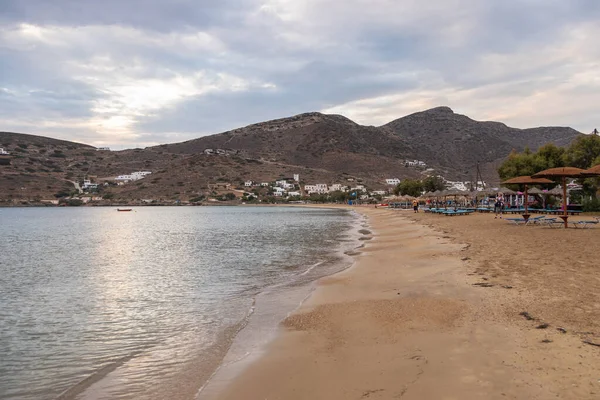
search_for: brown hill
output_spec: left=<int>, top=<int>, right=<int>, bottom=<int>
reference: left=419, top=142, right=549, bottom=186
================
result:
left=381, top=106, right=579, bottom=177
left=159, top=107, right=580, bottom=182
left=0, top=107, right=581, bottom=203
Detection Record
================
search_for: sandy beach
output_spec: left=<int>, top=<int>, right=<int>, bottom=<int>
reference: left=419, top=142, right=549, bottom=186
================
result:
left=205, top=207, right=600, bottom=400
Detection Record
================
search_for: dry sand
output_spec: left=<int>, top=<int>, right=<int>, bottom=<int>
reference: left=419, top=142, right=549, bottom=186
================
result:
left=206, top=207, right=600, bottom=400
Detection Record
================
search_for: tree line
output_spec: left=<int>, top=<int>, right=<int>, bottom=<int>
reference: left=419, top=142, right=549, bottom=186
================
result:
left=393, top=176, right=446, bottom=197
left=497, top=133, right=600, bottom=209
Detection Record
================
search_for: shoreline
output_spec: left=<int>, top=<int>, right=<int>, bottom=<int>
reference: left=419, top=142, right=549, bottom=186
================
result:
left=196, top=207, right=366, bottom=398
left=206, top=206, right=600, bottom=399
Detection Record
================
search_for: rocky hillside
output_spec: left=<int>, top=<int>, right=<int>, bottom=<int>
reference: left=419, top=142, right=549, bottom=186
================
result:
left=381, top=107, right=580, bottom=177
left=0, top=107, right=581, bottom=202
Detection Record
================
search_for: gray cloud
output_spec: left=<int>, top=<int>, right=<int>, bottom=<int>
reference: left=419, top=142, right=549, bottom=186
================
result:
left=1, top=0, right=599, bottom=147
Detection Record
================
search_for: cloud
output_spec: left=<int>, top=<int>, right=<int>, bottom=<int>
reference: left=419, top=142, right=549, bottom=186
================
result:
left=1, top=0, right=600, bottom=147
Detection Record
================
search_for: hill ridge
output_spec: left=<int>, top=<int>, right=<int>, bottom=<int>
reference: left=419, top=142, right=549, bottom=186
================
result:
left=1, top=107, right=582, bottom=201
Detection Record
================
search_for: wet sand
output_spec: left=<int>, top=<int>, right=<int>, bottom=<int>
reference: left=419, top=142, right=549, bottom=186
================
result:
left=207, top=207, right=600, bottom=400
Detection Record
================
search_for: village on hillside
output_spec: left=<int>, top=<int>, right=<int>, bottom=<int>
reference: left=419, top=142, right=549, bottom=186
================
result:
left=36, top=167, right=488, bottom=206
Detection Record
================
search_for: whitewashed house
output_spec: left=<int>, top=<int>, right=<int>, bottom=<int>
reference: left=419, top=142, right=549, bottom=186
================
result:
left=204, top=149, right=215, bottom=155
left=244, top=180, right=253, bottom=187
left=115, top=175, right=134, bottom=182
left=82, top=179, right=98, bottom=190
left=260, top=182, right=269, bottom=187
left=385, top=178, right=401, bottom=186
left=305, top=184, right=328, bottom=194
left=329, top=183, right=347, bottom=192
left=96, top=147, right=110, bottom=151
left=131, top=171, right=152, bottom=180
left=0, top=147, right=10, bottom=155
left=372, top=190, right=387, bottom=196
left=351, top=185, right=366, bottom=193
left=287, top=191, right=301, bottom=197
left=293, top=174, right=300, bottom=182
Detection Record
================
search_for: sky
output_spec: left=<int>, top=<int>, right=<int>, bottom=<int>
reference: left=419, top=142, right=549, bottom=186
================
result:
left=1, top=0, right=599, bottom=149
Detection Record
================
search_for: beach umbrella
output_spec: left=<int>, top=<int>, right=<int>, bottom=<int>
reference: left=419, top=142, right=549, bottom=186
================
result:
left=443, top=189, right=468, bottom=209
left=547, top=187, right=563, bottom=196
left=476, top=189, right=495, bottom=196
left=502, top=176, right=553, bottom=221
left=532, top=167, right=586, bottom=228
left=580, top=164, right=600, bottom=177
left=527, top=187, right=544, bottom=195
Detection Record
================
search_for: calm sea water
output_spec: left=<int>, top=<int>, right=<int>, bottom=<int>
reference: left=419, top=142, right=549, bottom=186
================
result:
left=0, top=206, right=360, bottom=400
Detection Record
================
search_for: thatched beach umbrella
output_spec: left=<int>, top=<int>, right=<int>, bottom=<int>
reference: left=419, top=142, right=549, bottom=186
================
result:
left=532, top=167, right=586, bottom=228
left=444, top=189, right=468, bottom=209
left=581, top=164, right=600, bottom=177
left=547, top=187, right=563, bottom=196
left=498, top=187, right=517, bottom=195
left=527, top=187, right=544, bottom=195
left=502, top=176, right=553, bottom=221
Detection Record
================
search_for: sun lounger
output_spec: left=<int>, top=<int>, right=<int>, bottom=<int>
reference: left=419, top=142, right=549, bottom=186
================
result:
left=442, top=210, right=472, bottom=216
left=504, top=216, right=545, bottom=226
left=539, top=218, right=563, bottom=228
left=573, top=220, right=599, bottom=229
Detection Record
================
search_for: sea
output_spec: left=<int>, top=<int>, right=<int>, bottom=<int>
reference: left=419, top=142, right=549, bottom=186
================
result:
left=0, top=206, right=364, bottom=400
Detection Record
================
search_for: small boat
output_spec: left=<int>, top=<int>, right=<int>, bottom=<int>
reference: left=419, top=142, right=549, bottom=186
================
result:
left=117, top=208, right=133, bottom=212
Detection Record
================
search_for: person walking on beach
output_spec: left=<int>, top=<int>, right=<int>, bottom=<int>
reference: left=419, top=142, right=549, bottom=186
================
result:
left=494, top=195, right=504, bottom=219
left=412, top=199, right=419, bottom=213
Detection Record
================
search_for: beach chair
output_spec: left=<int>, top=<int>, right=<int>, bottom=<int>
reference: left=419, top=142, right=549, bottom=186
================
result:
left=573, top=220, right=599, bottom=229
left=527, top=216, right=546, bottom=225
left=540, top=218, right=563, bottom=228
left=504, top=215, right=544, bottom=226
left=504, top=217, right=526, bottom=225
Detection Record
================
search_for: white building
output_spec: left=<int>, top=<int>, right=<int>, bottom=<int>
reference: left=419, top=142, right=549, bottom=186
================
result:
left=350, top=185, right=366, bottom=193
left=275, top=180, right=287, bottom=187
left=372, top=190, right=387, bottom=196
left=385, top=178, right=401, bottom=186
left=293, top=174, right=300, bottom=182
left=260, top=182, right=269, bottom=187
left=115, top=175, right=134, bottom=182
left=131, top=171, right=152, bottom=180
left=287, top=191, right=301, bottom=197
left=305, top=184, right=328, bottom=194
left=329, top=183, right=347, bottom=192
left=0, top=147, right=10, bottom=155
left=96, top=147, right=110, bottom=151
left=82, top=179, right=98, bottom=190
left=405, top=160, right=427, bottom=167
left=203, top=149, right=215, bottom=155
left=244, top=180, right=253, bottom=187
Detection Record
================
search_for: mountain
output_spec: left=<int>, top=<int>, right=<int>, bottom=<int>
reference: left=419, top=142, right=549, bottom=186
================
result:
left=0, top=108, right=581, bottom=203
left=380, top=106, right=580, bottom=177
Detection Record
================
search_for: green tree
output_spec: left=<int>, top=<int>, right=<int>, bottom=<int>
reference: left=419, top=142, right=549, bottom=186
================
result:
left=422, top=176, right=445, bottom=192
left=394, top=179, right=423, bottom=197
left=564, top=134, right=600, bottom=169
left=497, top=144, right=566, bottom=181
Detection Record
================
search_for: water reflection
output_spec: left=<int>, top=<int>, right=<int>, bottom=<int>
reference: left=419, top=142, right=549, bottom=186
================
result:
left=0, top=206, right=356, bottom=400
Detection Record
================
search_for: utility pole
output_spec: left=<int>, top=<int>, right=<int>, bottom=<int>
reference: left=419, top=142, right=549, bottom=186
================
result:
left=475, top=163, right=485, bottom=190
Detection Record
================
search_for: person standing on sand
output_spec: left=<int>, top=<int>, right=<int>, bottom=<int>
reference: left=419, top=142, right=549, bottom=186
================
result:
left=412, top=199, right=419, bottom=213
left=494, top=194, right=504, bottom=219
